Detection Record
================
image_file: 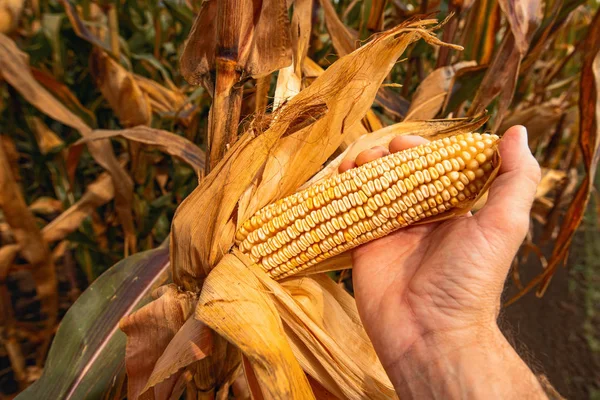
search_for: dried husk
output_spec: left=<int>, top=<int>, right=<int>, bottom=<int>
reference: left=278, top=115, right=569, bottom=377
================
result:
left=125, top=20, right=498, bottom=400
left=196, top=254, right=314, bottom=399
left=120, top=285, right=198, bottom=400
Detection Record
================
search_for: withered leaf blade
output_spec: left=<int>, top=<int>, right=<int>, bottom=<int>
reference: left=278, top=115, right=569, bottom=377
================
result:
left=77, top=127, right=206, bottom=175
left=469, top=0, right=542, bottom=130
left=506, top=9, right=600, bottom=305
left=42, top=168, right=117, bottom=243
left=120, top=284, right=198, bottom=400
left=318, top=0, right=410, bottom=119
left=459, top=0, right=499, bottom=65
left=29, top=117, right=65, bottom=155
left=89, top=48, right=152, bottom=127
left=0, top=33, right=136, bottom=254
left=59, top=0, right=127, bottom=63
left=143, top=317, right=212, bottom=395
left=405, top=61, right=477, bottom=121
left=258, top=269, right=395, bottom=399
left=0, top=140, right=57, bottom=327
left=195, top=255, right=314, bottom=399
left=0, top=0, right=23, bottom=34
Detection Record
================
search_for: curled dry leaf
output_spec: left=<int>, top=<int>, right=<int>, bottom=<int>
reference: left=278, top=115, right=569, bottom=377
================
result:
left=42, top=168, right=116, bottom=243
left=0, top=33, right=136, bottom=254
left=0, top=138, right=57, bottom=327
left=120, top=284, right=198, bottom=400
left=507, top=9, right=600, bottom=304
left=29, top=197, right=64, bottom=216
left=498, top=100, right=566, bottom=147
left=266, top=268, right=395, bottom=399
left=89, top=48, right=152, bottom=127
left=404, top=61, right=477, bottom=121
left=59, top=0, right=123, bottom=61
left=195, top=254, right=314, bottom=399
left=143, top=317, right=212, bottom=395
left=469, top=0, right=543, bottom=130
left=133, top=75, right=198, bottom=126
left=29, top=117, right=65, bottom=155
left=318, top=0, right=411, bottom=119
left=76, top=127, right=205, bottom=175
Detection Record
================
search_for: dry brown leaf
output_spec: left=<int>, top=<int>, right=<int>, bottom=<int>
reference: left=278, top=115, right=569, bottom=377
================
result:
left=144, top=317, right=212, bottom=395
left=60, top=0, right=112, bottom=53
left=133, top=75, right=198, bottom=126
left=254, top=74, right=271, bottom=114
left=498, top=100, right=565, bottom=146
left=29, top=197, right=64, bottom=216
left=42, top=170, right=114, bottom=243
left=292, top=56, right=372, bottom=148
left=29, top=117, right=65, bottom=154
left=459, top=0, right=499, bottom=64
left=90, top=48, right=152, bottom=127
left=0, top=33, right=136, bottom=254
left=272, top=0, right=312, bottom=111
left=469, top=0, right=542, bottom=130
left=195, top=255, right=314, bottom=399
left=404, top=61, right=477, bottom=121
left=76, top=127, right=205, bottom=175
left=291, top=0, right=312, bottom=72
left=540, top=10, right=600, bottom=292
left=507, top=9, right=600, bottom=304
left=319, top=0, right=412, bottom=121
left=366, top=0, right=387, bottom=31
left=0, top=243, right=20, bottom=277
left=498, top=0, right=542, bottom=55
left=0, top=141, right=57, bottom=326
left=273, top=64, right=302, bottom=111
left=120, top=284, right=199, bottom=400
left=0, top=135, right=20, bottom=181
left=319, top=0, right=356, bottom=55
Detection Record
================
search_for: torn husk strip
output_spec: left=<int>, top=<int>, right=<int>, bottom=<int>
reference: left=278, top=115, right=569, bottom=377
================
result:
left=232, top=250, right=395, bottom=399
left=195, top=254, right=315, bottom=399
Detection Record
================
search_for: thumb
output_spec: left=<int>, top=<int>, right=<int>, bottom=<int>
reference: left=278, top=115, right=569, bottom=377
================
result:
left=475, top=125, right=541, bottom=247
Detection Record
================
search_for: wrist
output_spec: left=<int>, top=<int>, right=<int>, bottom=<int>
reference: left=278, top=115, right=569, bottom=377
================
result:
left=385, top=324, right=546, bottom=399
left=386, top=323, right=502, bottom=382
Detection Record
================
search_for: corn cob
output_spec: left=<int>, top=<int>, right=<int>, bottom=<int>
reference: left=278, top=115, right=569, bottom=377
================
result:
left=236, top=132, right=500, bottom=279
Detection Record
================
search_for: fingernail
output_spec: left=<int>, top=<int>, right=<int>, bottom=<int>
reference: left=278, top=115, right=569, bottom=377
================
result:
left=515, top=125, right=528, bottom=147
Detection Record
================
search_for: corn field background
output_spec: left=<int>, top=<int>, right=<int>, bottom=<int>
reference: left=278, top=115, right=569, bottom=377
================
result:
left=0, top=0, right=599, bottom=398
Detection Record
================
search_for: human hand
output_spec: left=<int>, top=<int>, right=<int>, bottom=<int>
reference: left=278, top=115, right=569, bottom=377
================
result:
left=340, top=126, right=543, bottom=396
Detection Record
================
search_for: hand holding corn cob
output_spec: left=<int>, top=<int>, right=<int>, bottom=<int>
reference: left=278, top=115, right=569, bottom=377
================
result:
left=237, top=130, right=500, bottom=279
left=347, top=126, right=545, bottom=399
